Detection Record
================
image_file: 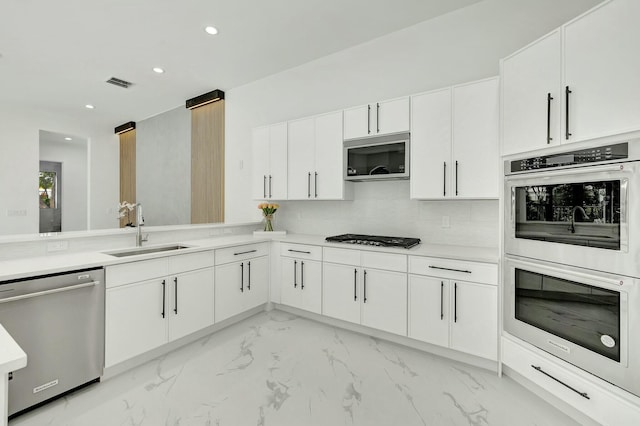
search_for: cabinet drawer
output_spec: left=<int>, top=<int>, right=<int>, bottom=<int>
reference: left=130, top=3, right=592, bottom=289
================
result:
left=502, top=336, right=640, bottom=425
left=362, top=251, right=407, bottom=273
left=169, top=250, right=214, bottom=274
left=280, top=243, right=322, bottom=261
left=323, top=247, right=360, bottom=266
left=215, top=242, right=269, bottom=265
left=106, top=258, right=169, bottom=288
left=409, top=256, right=497, bottom=285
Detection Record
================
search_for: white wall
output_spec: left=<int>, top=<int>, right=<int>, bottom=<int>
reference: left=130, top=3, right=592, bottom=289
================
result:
left=224, top=0, right=600, bottom=247
left=39, top=135, right=88, bottom=232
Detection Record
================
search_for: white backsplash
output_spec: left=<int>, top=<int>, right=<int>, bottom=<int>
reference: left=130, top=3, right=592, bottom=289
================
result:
left=275, top=181, right=499, bottom=248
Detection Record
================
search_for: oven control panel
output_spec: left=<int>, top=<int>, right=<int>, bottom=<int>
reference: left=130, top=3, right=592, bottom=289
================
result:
left=510, top=142, right=628, bottom=173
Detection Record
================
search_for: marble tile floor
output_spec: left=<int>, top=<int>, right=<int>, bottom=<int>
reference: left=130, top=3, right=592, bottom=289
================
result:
left=9, top=311, right=579, bottom=426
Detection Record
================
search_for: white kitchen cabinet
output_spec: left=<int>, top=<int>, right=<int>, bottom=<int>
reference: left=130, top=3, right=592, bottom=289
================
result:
left=501, top=31, right=562, bottom=155
left=280, top=243, right=323, bottom=314
left=343, top=97, right=409, bottom=140
left=252, top=122, right=287, bottom=200
left=214, top=243, right=269, bottom=322
left=288, top=111, right=351, bottom=200
left=322, top=247, right=407, bottom=336
left=408, top=256, right=498, bottom=360
left=563, top=0, right=640, bottom=142
left=167, top=268, right=215, bottom=341
left=410, top=78, right=499, bottom=200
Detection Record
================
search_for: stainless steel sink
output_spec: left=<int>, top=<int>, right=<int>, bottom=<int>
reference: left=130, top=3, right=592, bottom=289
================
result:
left=105, top=244, right=190, bottom=257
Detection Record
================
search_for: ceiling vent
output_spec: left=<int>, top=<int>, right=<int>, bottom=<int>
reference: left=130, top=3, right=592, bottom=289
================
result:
left=106, top=77, right=133, bottom=89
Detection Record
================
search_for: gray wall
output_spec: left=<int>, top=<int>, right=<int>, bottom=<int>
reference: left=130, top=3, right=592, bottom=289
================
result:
left=136, top=106, right=191, bottom=226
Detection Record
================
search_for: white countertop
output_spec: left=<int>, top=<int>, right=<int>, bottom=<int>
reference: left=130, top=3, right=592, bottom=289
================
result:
left=0, top=323, right=27, bottom=375
left=0, top=233, right=498, bottom=282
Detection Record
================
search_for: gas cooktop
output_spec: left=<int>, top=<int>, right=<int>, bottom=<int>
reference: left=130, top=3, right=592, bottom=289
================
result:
left=325, top=234, right=421, bottom=249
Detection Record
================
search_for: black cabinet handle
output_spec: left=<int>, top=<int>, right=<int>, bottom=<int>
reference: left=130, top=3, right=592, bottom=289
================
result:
left=269, top=175, right=272, bottom=198
left=440, top=281, right=444, bottom=320
left=565, top=86, right=572, bottom=140
left=173, top=277, right=178, bottom=315
left=263, top=175, right=266, bottom=198
left=363, top=270, right=367, bottom=303
left=454, top=283, right=458, bottom=323
left=428, top=265, right=472, bottom=274
left=443, top=162, right=446, bottom=196
left=314, top=172, right=318, bottom=198
left=301, top=261, right=305, bottom=290
left=240, top=262, right=244, bottom=293
left=234, top=249, right=257, bottom=256
left=354, top=269, right=358, bottom=301
left=247, top=261, right=251, bottom=291
left=161, top=279, right=166, bottom=318
left=455, top=161, right=459, bottom=196
left=367, top=104, right=371, bottom=134
left=531, top=365, right=590, bottom=399
left=293, top=260, right=297, bottom=288
left=308, top=172, right=311, bottom=198
left=288, top=249, right=311, bottom=254
left=376, top=102, right=380, bottom=133
left=547, top=93, right=554, bottom=144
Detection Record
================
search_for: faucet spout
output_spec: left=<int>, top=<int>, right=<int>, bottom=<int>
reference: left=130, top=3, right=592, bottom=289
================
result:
left=569, top=205, right=589, bottom=233
left=136, top=203, right=148, bottom=246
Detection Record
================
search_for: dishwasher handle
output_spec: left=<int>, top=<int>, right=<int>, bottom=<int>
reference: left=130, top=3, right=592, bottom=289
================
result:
left=0, top=281, right=99, bottom=304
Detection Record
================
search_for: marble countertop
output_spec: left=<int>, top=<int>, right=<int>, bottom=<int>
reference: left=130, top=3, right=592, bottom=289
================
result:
left=0, top=233, right=498, bottom=282
left=0, top=323, right=27, bottom=375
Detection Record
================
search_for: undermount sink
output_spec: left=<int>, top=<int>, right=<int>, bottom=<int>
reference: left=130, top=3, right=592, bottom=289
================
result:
left=105, top=244, right=191, bottom=257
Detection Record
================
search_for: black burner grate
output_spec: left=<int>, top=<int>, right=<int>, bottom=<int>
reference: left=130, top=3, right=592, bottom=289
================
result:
left=325, top=234, right=421, bottom=249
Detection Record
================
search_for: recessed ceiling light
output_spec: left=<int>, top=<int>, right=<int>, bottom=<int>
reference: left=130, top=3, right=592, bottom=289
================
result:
left=205, top=26, right=218, bottom=35
left=65, top=137, right=72, bottom=141
left=153, top=67, right=165, bottom=74
left=85, top=104, right=95, bottom=109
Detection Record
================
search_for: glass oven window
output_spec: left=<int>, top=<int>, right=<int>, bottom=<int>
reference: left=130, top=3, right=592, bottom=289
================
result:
left=347, top=142, right=406, bottom=177
left=514, top=180, right=621, bottom=250
left=514, top=268, right=620, bottom=361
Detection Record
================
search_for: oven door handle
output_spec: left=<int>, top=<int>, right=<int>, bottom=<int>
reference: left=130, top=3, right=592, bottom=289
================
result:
left=531, top=365, right=589, bottom=399
left=0, top=281, right=99, bottom=304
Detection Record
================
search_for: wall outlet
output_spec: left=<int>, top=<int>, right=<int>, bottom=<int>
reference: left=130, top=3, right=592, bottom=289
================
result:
left=7, top=209, right=27, bottom=217
left=441, top=216, right=450, bottom=228
left=239, top=160, right=244, bottom=170
left=47, top=241, right=69, bottom=252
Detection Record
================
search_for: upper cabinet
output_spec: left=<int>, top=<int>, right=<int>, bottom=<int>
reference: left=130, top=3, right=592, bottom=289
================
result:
left=502, top=0, right=640, bottom=155
left=288, top=111, right=352, bottom=200
left=410, top=77, right=499, bottom=200
left=343, top=97, right=410, bottom=140
left=252, top=122, right=287, bottom=200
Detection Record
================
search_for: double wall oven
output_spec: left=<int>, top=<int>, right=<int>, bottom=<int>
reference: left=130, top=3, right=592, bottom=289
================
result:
left=503, top=138, right=640, bottom=397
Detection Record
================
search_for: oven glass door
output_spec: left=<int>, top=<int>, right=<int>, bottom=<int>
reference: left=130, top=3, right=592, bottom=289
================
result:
left=514, top=267, right=620, bottom=361
left=514, top=179, right=621, bottom=250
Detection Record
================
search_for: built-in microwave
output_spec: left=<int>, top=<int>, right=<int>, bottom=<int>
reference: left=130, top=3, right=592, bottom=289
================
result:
left=344, top=133, right=410, bottom=181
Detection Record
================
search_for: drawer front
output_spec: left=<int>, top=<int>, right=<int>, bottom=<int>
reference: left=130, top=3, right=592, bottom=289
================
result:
left=502, top=336, right=640, bottom=425
left=169, top=250, right=215, bottom=274
left=323, top=247, right=360, bottom=266
left=215, top=242, right=269, bottom=265
left=409, top=256, right=497, bottom=285
left=280, top=243, right=322, bottom=261
left=106, top=258, right=169, bottom=288
left=361, top=251, right=407, bottom=273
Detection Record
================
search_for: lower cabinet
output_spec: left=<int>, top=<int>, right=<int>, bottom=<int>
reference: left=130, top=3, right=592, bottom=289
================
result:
left=408, top=256, right=498, bottom=360
left=214, top=243, right=269, bottom=323
left=280, top=243, right=323, bottom=314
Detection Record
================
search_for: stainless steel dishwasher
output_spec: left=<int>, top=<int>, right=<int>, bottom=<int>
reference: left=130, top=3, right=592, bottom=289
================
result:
left=0, top=267, right=104, bottom=418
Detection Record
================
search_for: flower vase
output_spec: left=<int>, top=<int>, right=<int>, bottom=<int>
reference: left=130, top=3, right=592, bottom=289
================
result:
left=263, top=214, right=274, bottom=232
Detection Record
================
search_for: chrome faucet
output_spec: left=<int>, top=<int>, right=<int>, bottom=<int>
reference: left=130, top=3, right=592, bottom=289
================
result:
left=136, top=203, right=149, bottom=247
left=569, top=205, right=589, bottom=233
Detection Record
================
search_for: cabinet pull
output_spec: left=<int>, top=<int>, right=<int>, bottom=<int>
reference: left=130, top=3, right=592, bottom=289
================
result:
left=240, top=262, right=244, bottom=293
left=234, top=249, right=257, bottom=256
left=565, top=86, right=572, bottom=140
left=308, top=172, right=311, bottom=198
left=455, top=161, right=459, bottom=196
left=247, top=261, right=251, bottom=291
left=443, top=162, right=446, bottom=196
left=288, top=249, right=311, bottom=254
left=269, top=175, right=272, bottom=198
left=173, top=277, right=178, bottom=315
left=440, top=281, right=444, bottom=320
left=314, top=172, right=318, bottom=198
left=293, top=260, right=297, bottom=288
left=363, top=270, right=367, bottom=303
left=263, top=175, right=266, bottom=198
left=546, top=93, right=554, bottom=144
left=161, top=279, right=166, bottom=318
left=454, top=283, right=458, bottom=323
left=354, top=269, right=358, bottom=301
left=531, top=365, right=590, bottom=399
left=428, top=265, right=472, bottom=274
left=376, top=102, right=380, bottom=133
left=301, top=261, right=305, bottom=290
left=367, top=104, right=371, bottom=134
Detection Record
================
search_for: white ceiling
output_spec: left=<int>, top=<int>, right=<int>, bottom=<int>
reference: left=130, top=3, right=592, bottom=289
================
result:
left=0, top=0, right=482, bottom=128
